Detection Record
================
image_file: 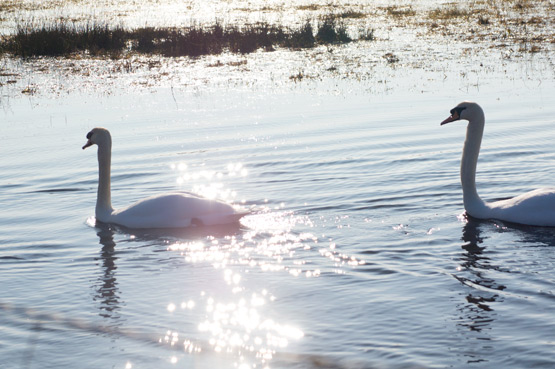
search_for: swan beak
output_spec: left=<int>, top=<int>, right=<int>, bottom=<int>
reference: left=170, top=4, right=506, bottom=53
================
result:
left=440, top=112, right=459, bottom=125
left=82, top=140, right=93, bottom=150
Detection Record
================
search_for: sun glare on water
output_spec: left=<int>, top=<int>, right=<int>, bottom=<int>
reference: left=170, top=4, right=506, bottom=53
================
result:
left=171, top=161, right=248, bottom=201
left=158, top=205, right=317, bottom=366
left=160, top=159, right=365, bottom=366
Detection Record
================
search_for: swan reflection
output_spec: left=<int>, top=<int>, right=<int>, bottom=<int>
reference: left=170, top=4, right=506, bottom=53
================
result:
left=455, top=218, right=504, bottom=331
left=451, top=217, right=506, bottom=364
left=93, top=224, right=121, bottom=320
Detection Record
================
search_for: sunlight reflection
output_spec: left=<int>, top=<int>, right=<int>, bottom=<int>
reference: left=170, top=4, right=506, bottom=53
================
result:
left=319, top=241, right=366, bottom=268
left=167, top=209, right=321, bottom=277
left=227, top=162, right=248, bottom=177
left=159, top=208, right=368, bottom=366
left=181, top=300, right=195, bottom=309
left=172, top=162, right=247, bottom=201
left=160, top=210, right=315, bottom=366
left=196, top=290, right=304, bottom=360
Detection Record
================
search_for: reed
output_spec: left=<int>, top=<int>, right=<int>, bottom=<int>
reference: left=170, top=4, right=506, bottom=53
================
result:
left=5, top=21, right=127, bottom=57
left=428, top=5, right=467, bottom=20
left=316, top=16, right=351, bottom=44
left=1, top=17, right=366, bottom=58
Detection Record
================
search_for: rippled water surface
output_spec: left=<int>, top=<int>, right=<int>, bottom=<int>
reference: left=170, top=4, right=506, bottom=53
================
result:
left=2, top=1, right=555, bottom=367
left=2, top=78, right=555, bottom=368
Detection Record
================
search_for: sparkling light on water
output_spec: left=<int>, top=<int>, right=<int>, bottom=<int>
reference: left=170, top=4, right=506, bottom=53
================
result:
left=159, top=208, right=334, bottom=366
left=172, top=162, right=247, bottom=201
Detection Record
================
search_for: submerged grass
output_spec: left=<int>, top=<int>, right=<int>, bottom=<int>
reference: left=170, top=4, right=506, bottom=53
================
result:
left=0, top=17, right=371, bottom=58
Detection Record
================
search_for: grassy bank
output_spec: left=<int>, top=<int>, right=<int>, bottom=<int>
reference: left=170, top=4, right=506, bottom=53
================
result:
left=0, top=17, right=373, bottom=58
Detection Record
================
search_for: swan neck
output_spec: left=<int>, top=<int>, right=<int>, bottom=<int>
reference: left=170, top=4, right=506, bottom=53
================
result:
left=96, top=142, right=114, bottom=218
left=461, top=112, right=487, bottom=214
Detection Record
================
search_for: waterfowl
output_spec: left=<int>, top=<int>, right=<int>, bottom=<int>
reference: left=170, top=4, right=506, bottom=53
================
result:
left=83, top=128, right=247, bottom=228
left=441, top=101, right=555, bottom=226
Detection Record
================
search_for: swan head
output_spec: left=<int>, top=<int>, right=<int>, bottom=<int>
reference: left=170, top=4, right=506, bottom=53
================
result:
left=440, top=101, right=484, bottom=125
left=82, top=127, right=112, bottom=150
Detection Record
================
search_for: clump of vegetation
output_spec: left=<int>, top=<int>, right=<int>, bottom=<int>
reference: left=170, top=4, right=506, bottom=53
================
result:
left=5, top=22, right=127, bottom=57
left=478, top=16, right=490, bottom=25
left=140, top=21, right=315, bottom=56
left=287, top=21, right=315, bottom=49
left=358, top=27, right=375, bottom=41
left=514, top=0, right=533, bottom=10
left=383, top=52, right=399, bottom=63
left=296, top=4, right=322, bottom=11
left=338, top=11, right=366, bottom=19
left=385, top=6, right=416, bottom=17
left=429, top=5, right=467, bottom=20
left=0, top=16, right=371, bottom=58
left=289, top=71, right=306, bottom=81
left=316, top=16, right=351, bottom=44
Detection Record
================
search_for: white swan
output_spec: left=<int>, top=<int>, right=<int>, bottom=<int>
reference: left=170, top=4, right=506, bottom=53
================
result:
left=441, top=101, right=555, bottom=226
left=83, top=128, right=248, bottom=228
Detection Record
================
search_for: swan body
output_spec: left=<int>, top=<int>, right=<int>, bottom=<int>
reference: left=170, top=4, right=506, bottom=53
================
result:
left=442, top=101, right=555, bottom=227
left=83, top=128, right=247, bottom=228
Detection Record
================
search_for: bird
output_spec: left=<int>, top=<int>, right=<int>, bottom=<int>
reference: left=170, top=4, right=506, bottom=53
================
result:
left=441, top=101, right=555, bottom=227
left=83, top=127, right=248, bottom=228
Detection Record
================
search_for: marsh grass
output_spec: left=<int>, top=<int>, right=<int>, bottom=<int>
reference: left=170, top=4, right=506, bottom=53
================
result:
left=385, top=6, right=416, bottom=17
left=316, top=16, right=351, bottom=44
left=1, top=17, right=366, bottom=58
left=358, top=27, right=375, bottom=41
left=429, top=5, right=467, bottom=20
left=478, top=16, right=491, bottom=25
left=6, top=22, right=127, bottom=57
left=338, top=11, right=366, bottom=19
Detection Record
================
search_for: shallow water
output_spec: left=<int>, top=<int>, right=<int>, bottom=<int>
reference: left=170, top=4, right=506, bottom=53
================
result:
left=2, top=1, right=555, bottom=367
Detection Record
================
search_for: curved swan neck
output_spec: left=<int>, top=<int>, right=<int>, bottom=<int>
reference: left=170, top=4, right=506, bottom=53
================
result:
left=96, top=140, right=114, bottom=218
left=461, top=109, right=487, bottom=213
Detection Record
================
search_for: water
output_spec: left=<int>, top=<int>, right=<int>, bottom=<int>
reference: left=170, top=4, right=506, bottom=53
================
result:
left=2, top=78, right=554, bottom=368
left=2, top=1, right=555, bottom=368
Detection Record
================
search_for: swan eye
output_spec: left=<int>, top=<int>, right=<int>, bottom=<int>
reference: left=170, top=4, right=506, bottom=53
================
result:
left=450, top=107, right=466, bottom=119
left=86, top=131, right=93, bottom=140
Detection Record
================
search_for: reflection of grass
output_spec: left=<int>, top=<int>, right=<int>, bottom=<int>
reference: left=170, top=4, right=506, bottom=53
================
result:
left=1, top=18, right=370, bottom=58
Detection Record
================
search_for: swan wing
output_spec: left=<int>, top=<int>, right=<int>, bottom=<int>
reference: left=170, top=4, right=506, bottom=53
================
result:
left=490, top=188, right=555, bottom=226
left=110, top=192, right=244, bottom=228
